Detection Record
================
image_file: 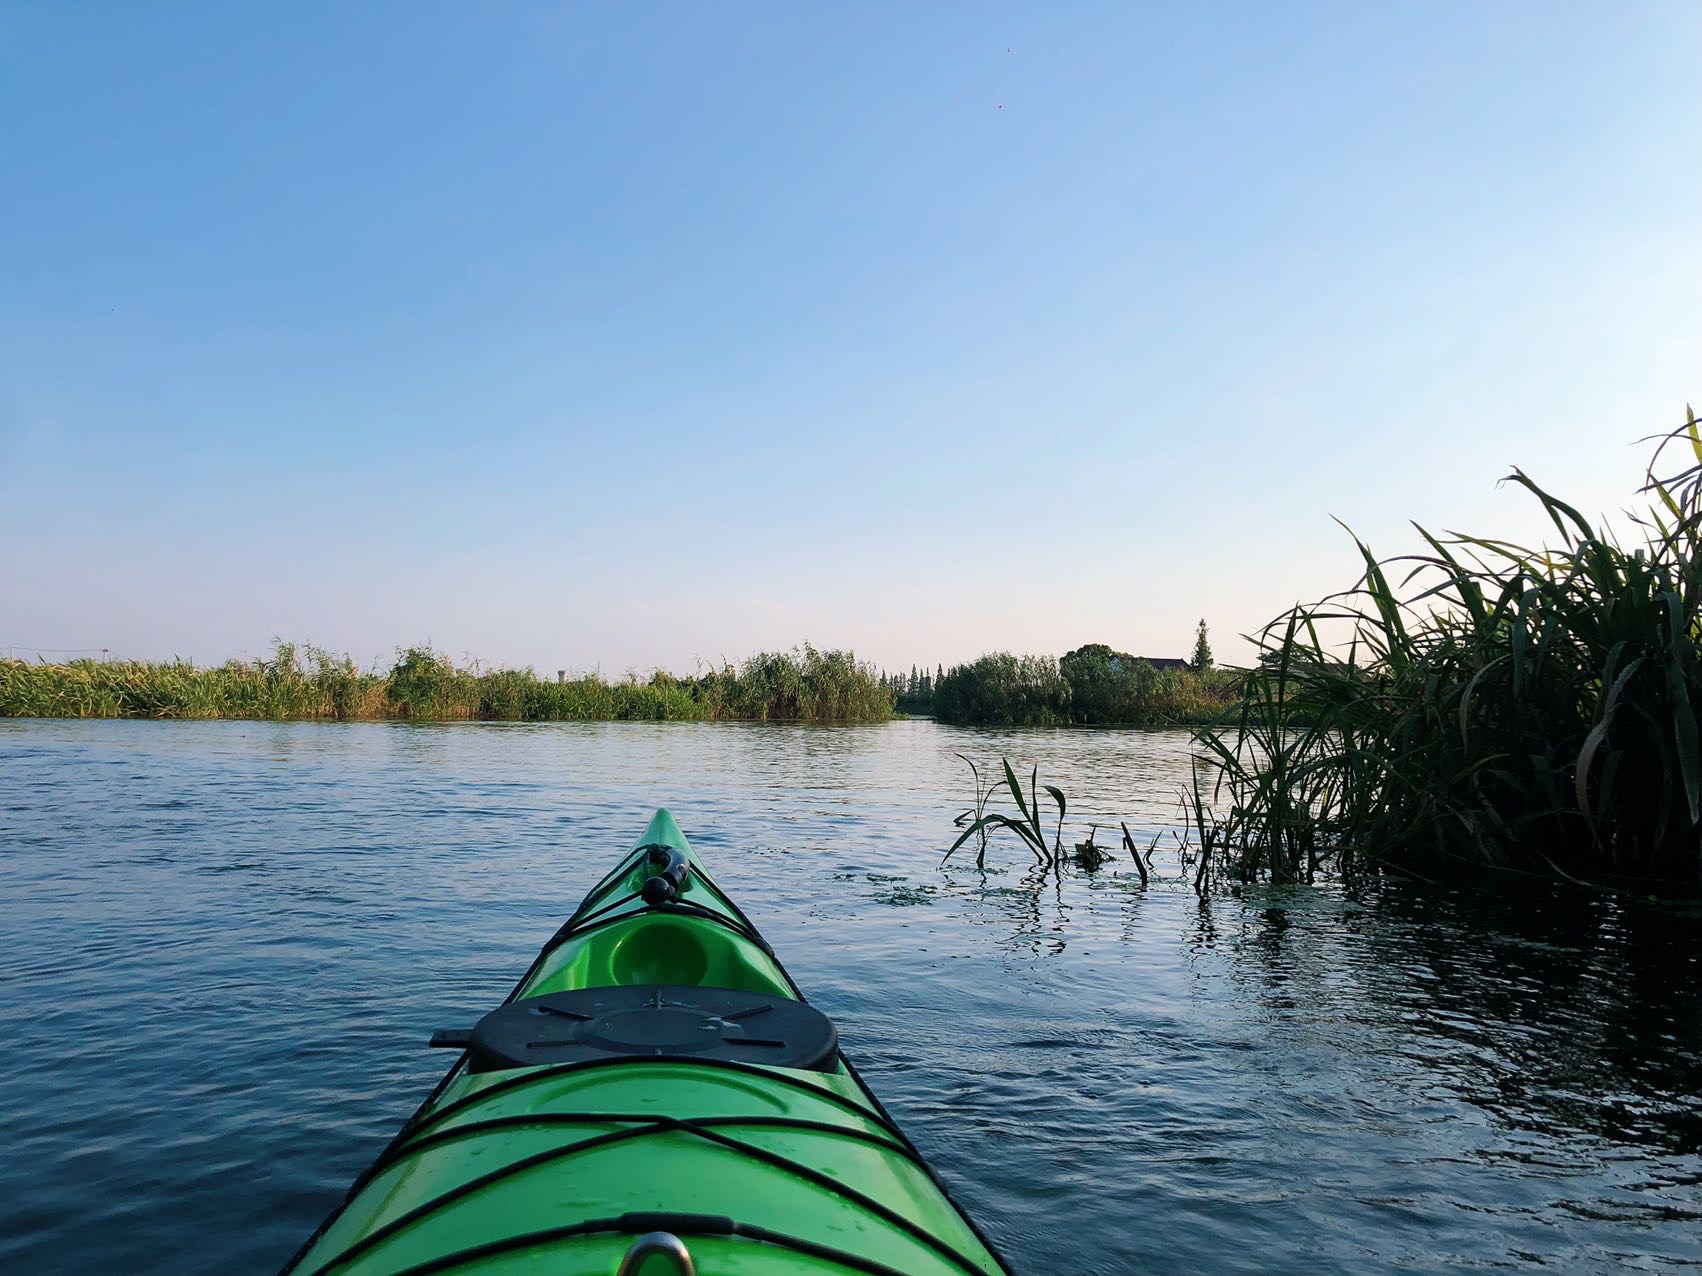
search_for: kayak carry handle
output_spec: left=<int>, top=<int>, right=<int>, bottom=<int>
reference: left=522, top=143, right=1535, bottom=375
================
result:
left=639, top=844, right=691, bottom=906
left=616, top=1231, right=696, bottom=1276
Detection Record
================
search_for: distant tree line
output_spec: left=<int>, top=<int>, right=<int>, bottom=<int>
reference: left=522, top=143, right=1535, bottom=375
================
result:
left=878, top=663, right=944, bottom=714
left=923, top=623, right=1236, bottom=726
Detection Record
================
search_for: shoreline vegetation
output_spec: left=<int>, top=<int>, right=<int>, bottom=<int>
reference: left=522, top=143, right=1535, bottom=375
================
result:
left=0, top=641, right=1242, bottom=728
left=0, top=643, right=894, bottom=724
left=8, top=420, right=1699, bottom=898
left=930, top=646, right=1238, bottom=726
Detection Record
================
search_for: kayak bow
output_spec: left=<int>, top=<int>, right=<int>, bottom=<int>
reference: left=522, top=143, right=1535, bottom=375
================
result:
left=285, top=810, right=1012, bottom=1276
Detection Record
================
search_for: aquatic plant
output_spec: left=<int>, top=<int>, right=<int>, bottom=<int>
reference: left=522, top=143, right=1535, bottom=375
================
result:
left=943, top=758, right=1067, bottom=867
left=951, top=753, right=1003, bottom=867
left=1191, top=416, right=1702, bottom=894
left=1072, top=825, right=1112, bottom=870
left=941, top=758, right=1157, bottom=887
left=1120, top=821, right=1150, bottom=887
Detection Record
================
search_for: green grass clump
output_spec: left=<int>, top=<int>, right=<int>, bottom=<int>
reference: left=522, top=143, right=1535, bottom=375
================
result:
left=1192, top=416, right=1702, bottom=895
left=0, top=642, right=892, bottom=724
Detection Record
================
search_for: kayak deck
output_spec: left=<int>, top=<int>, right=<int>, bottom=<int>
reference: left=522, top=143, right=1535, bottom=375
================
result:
left=285, top=810, right=1010, bottom=1276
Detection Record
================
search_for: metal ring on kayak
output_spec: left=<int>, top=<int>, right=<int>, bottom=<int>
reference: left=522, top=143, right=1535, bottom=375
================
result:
left=616, top=1231, right=695, bottom=1275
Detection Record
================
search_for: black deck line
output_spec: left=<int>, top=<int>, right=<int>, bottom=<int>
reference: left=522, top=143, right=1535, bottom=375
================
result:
left=294, top=1110, right=994, bottom=1276
left=381, top=1214, right=920, bottom=1276
left=278, top=838, right=1017, bottom=1276
left=366, top=1111, right=919, bottom=1178
left=401, top=1053, right=905, bottom=1144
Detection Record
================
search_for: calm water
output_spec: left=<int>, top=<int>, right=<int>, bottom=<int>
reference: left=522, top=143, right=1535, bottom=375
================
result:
left=2, top=719, right=1699, bottom=1274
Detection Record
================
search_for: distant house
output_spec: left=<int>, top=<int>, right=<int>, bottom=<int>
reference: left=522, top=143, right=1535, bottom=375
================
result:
left=1102, top=653, right=1190, bottom=672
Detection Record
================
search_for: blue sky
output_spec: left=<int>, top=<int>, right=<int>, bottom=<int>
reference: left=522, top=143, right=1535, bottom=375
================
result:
left=3, top=4, right=1698, bottom=674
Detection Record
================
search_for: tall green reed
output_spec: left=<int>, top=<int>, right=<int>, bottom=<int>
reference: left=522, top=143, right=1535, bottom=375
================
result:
left=943, top=758, right=1067, bottom=867
left=1192, top=416, right=1702, bottom=893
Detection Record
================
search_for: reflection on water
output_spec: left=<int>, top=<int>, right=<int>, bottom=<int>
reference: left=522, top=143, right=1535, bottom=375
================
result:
left=0, top=719, right=1697, bottom=1274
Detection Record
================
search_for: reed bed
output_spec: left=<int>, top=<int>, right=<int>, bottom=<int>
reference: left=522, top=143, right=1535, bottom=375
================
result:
left=1192, top=417, right=1702, bottom=895
left=0, top=641, right=892, bottom=724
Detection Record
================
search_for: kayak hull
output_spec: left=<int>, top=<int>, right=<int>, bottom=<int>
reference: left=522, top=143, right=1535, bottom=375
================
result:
left=286, top=810, right=1009, bottom=1276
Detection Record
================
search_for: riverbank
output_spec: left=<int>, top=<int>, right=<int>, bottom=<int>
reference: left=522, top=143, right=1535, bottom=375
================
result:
left=0, top=642, right=893, bottom=724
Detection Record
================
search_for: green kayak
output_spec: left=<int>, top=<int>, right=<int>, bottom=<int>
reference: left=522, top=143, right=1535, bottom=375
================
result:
left=285, top=810, right=1012, bottom=1276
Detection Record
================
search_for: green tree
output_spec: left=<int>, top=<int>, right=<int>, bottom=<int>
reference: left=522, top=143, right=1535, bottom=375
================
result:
left=1059, top=643, right=1120, bottom=722
left=933, top=653, right=1070, bottom=726
left=1191, top=619, right=1213, bottom=671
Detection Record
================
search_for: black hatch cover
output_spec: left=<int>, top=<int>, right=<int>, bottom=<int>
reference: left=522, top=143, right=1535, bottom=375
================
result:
left=468, top=984, right=839, bottom=1073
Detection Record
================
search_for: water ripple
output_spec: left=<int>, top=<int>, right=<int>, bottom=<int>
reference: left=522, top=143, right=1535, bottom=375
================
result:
left=0, top=719, right=1698, bottom=1273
